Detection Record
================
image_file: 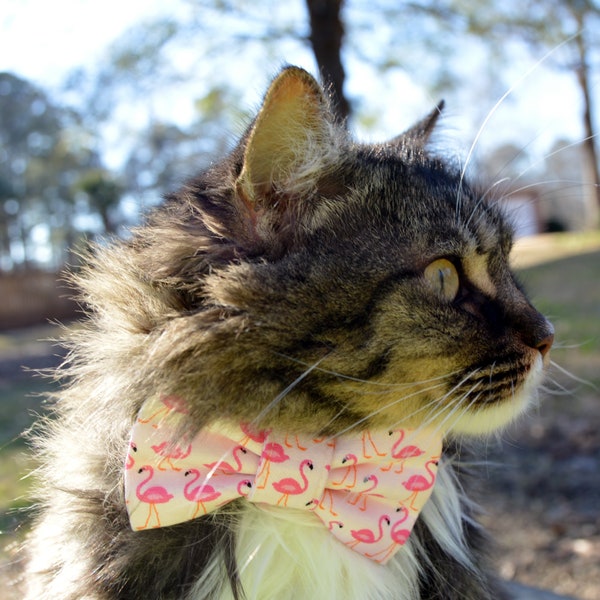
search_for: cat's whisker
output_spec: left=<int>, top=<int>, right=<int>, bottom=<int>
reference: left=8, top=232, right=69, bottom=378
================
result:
left=273, top=351, right=461, bottom=390
left=549, top=359, right=597, bottom=390
left=456, top=31, right=581, bottom=222
left=316, top=400, right=353, bottom=433
left=542, top=370, right=587, bottom=396
left=550, top=341, right=584, bottom=351
left=239, top=541, right=263, bottom=576
left=539, top=381, right=575, bottom=397
left=251, top=355, right=329, bottom=426
left=486, top=361, right=497, bottom=405
left=360, top=369, right=484, bottom=440
left=387, top=392, right=455, bottom=436
left=513, top=134, right=599, bottom=185
left=464, top=178, right=510, bottom=229
left=327, top=381, right=449, bottom=440
left=489, top=131, right=546, bottom=185
left=337, top=370, right=459, bottom=391
left=392, top=380, right=481, bottom=447
left=503, top=179, right=594, bottom=201
left=335, top=378, right=451, bottom=398
left=427, top=382, right=485, bottom=438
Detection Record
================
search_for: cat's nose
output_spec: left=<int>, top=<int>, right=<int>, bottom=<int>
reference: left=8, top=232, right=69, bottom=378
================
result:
left=533, top=319, right=554, bottom=359
left=517, top=309, right=554, bottom=359
left=536, top=331, right=554, bottom=358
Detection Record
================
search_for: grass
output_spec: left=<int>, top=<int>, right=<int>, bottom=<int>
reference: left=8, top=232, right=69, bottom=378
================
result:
left=0, top=375, right=54, bottom=593
left=0, top=231, right=598, bottom=588
left=516, top=240, right=600, bottom=386
left=0, top=377, right=53, bottom=535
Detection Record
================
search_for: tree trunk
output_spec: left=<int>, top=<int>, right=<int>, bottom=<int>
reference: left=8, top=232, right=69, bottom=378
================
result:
left=305, top=0, right=351, bottom=120
left=574, top=14, right=600, bottom=219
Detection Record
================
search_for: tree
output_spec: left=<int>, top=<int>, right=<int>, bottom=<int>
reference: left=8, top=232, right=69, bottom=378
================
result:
left=0, top=72, right=102, bottom=269
left=306, top=0, right=349, bottom=119
left=457, top=0, right=600, bottom=213
left=77, top=170, right=123, bottom=235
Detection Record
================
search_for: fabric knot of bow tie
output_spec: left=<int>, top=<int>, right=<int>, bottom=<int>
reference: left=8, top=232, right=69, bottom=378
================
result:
left=124, top=395, right=442, bottom=564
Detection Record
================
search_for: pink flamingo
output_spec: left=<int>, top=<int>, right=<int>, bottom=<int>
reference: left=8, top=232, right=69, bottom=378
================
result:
left=125, top=442, right=137, bottom=470
left=362, top=431, right=386, bottom=458
left=272, top=459, right=313, bottom=506
left=348, top=474, right=383, bottom=511
left=366, top=507, right=411, bottom=562
left=239, top=422, right=270, bottom=446
left=332, top=453, right=358, bottom=488
left=256, top=442, right=290, bottom=489
left=347, top=514, right=390, bottom=549
left=134, top=465, right=174, bottom=529
left=391, top=445, right=425, bottom=473
left=138, top=395, right=189, bottom=427
left=236, top=479, right=253, bottom=497
left=184, top=469, right=222, bottom=518
left=381, top=432, right=425, bottom=472
left=389, top=525, right=411, bottom=546
left=151, top=441, right=192, bottom=471
left=204, top=446, right=247, bottom=475
left=401, top=459, right=438, bottom=510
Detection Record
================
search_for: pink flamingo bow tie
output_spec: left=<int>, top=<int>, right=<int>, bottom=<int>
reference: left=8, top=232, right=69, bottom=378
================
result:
left=124, top=395, right=442, bottom=564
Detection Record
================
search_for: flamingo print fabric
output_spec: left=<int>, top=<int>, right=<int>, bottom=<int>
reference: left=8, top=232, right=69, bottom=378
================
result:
left=124, top=395, right=442, bottom=564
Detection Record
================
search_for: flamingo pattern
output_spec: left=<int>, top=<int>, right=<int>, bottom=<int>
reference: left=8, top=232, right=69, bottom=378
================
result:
left=151, top=440, right=192, bottom=471
left=124, top=395, right=442, bottom=564
left=132, top=465, right=174, bottom=529
left=255, top=441, right=290, bottom=489
left=401, top=459, right=438, bottom=511
left=204, top=445, right=247, bottom=475
left=272, top=459, right=313, bottom=506
left=331, top=453, right=358, bottom=488
left=183, top=469, right=223, bottom=517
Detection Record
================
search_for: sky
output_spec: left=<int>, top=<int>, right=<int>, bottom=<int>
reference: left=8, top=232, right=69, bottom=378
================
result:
left=0, top=0, right=589, bottom=167
left=0, top=0, right=180, bottom=87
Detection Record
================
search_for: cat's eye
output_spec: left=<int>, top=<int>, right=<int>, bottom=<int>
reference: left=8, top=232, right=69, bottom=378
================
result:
left=424, top=258, right=460, bottom=302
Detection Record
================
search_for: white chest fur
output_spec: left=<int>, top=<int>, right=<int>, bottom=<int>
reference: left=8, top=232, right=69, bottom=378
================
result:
left=187, top=458, right=472, bottom=600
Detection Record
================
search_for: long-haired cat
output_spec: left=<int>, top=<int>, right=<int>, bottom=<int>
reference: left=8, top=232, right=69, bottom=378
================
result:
left=24, top=66, right=554, bottom=599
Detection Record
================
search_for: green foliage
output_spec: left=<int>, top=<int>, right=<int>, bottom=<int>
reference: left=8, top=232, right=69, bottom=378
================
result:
left=77, top=170, right=123, bottom=233
left=0, top=72, right=102, bottom=270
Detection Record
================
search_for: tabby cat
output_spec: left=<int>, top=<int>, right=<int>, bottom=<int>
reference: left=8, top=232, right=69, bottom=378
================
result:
left=24, top=66, right=554, bottom=600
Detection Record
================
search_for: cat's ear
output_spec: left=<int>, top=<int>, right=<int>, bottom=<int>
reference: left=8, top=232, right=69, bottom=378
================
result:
left=235, top=66, right=338, bottom=220
left=388, top=100, right=445, bottom=147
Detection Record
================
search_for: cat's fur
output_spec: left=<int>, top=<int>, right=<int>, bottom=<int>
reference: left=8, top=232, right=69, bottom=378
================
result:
left=24, top=66, right=554, bottom=599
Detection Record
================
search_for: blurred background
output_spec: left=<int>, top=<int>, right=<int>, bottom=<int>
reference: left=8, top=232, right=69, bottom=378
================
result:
left=0, top=1, right=599, bottom=598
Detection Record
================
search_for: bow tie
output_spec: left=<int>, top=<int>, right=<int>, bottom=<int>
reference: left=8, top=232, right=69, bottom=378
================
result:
left=124, top=395, right=442, bottom=564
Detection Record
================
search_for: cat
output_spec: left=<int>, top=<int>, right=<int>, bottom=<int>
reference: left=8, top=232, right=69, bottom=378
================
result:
left=23, top=66, right=554, bottom=599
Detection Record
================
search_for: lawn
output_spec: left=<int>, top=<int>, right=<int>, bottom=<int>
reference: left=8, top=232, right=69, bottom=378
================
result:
left=0, top=330, right=61, bottom=590
left=513, top=232, right=600, bottom=387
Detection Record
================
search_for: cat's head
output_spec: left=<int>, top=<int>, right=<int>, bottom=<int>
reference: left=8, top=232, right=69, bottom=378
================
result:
left=126, top=66, right=553, bottom=437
